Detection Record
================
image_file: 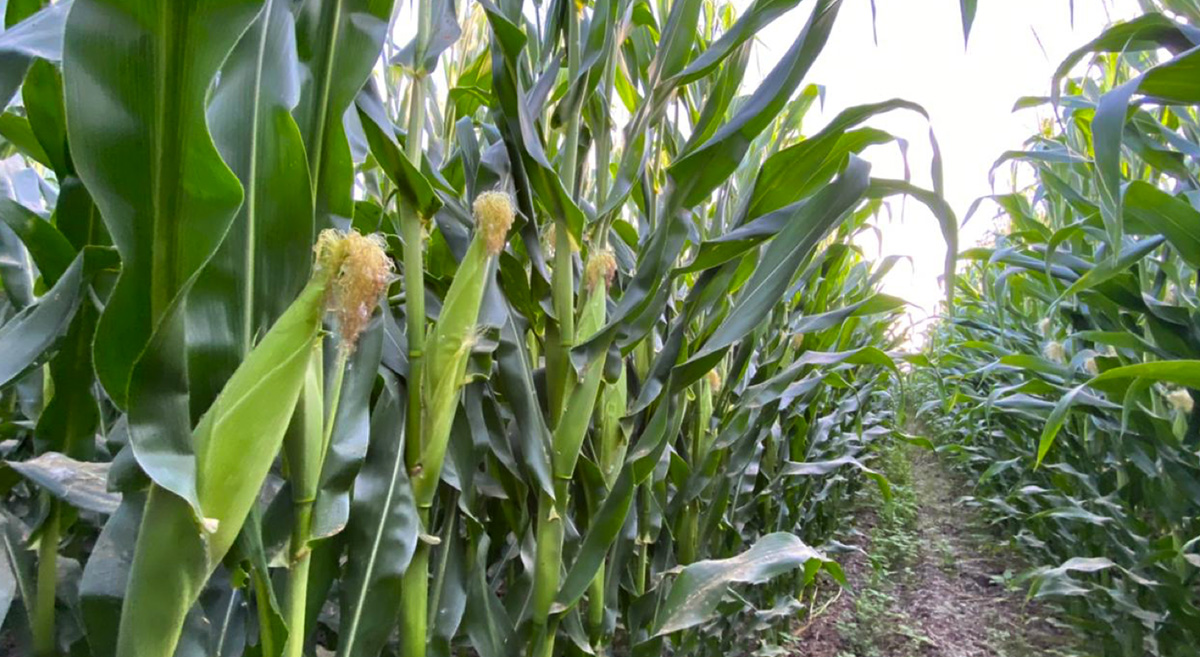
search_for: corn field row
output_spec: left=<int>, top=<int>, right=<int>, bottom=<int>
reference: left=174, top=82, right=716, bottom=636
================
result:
left=0, top=0, right=962, bottom=655
left=917, top=3, right=1200, bottom=655
left=4, top=0, right=1200, bottom=655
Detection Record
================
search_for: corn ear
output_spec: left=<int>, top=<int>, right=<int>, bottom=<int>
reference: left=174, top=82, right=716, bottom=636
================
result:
left=413, top=194, right=511, bottom=508
left=116, top=244, right=344, bottom=657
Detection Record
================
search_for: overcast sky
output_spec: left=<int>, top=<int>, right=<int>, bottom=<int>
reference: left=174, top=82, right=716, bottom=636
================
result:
left=741, top=0, right=1141, bottom=335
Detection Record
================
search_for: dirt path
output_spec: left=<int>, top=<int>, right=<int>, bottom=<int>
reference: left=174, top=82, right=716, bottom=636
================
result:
left=788, top=446, right=1079, bottom=657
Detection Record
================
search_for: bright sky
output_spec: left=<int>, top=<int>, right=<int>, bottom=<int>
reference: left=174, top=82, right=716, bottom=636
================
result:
left=740, top=0, right=1141, bottom=337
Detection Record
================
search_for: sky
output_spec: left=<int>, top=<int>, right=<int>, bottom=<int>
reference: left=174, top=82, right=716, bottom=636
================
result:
left=738, top=0, right=1142, bottom=337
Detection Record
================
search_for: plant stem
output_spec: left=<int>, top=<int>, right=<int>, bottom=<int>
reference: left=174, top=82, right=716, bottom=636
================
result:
left=284, top=347, right=348, bottom=657
left=400, top=0, right=432, bottom=651
left=531, top=489, right=564, bottom=657
left=427, top=502, right=456, bottom=638
left=252, top=567, right=280, bottom=656
left=548, top=0, right=582, bottom=424
left=283, top=511, right=313, bottom=657
left=588, top=562, right=605, bottom=639
left=549, top=223, right=576, bottom=421
left=34, top=498, right=58, bottom=657
left=400, top=514, right=430, bottom=657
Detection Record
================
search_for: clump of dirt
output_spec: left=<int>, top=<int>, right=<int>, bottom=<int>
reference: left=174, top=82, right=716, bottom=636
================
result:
left=788, top=446, right=1078, bottom=657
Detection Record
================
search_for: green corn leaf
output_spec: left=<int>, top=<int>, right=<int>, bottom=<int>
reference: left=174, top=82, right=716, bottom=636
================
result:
left=64, top=0, right=261, bottom=409
left=311, top=317, right=386, bottom=539
left=1123, top=181, right=1200, bottom=269
left=745, top=100, right=927, bottom=221
left=480, top=0, right=586, bottom=243
left=190, top=0, right=316, bottom=411
left=0, top=111, right=52, bottom=168
left=78, top=493, right=144, bottom=657
left=294, top=0, right=396, bottom=231
left=791, top=293, right=907, bottom=334
left=494, top=304, right=556, bottom=497
left=0, top=0, right=69, bottom=109
left=1039, top=362, right=1200, bottom=465
left=0, top=247, right=116, bottom=389
left=115, top=265, right=333, bottom=657
left=355, top=85, right=442, bottom=219
left=1092, top=45, right=1200, bottom=245
left=6, top=452, right=119, bottom=515
left=0, top=511, right=35, bottom=638
left=1052, top=236, right=1165, bottom=302
left=866, top=179, right=958, bottom=312
left=0, top=197, right=74, bottom=286
left=668, top=0, right=842, bottom=208
left=652, top=532, right=837, bottom=636
left=0, top=213, right=34, bottom=308
left=674, top=156, right=870, bottom=388
left=1052, top=12, right=1200, bottom=99
left=337, top=372, right=419, bottom=657
left=779, top=456, right=891, bottom=501
left=22, top=59, right=70, bottom=177
left=671, top=0, right=807, bottom=85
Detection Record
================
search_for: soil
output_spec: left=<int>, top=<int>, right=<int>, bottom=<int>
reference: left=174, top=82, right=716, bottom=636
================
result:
left=787, top=447, right=1079, bottom=657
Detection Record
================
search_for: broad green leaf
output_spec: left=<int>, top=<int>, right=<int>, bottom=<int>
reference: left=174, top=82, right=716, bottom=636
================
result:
left=311, top=318, right=386, bottom=539
left=1052, top=12, right=1200, bottom=97
left=78, top=493, right=143, bottom=657
left=294, top=0, right=396, bottom=230
left=1052, top=236, right=1164, bottom=302
left=356, top=85, right=442, bottom=218
left=65, top=0, right=261, bottom=407
left=64, top=0, right=266, bottom=525
left=652, top=532, right=835, bottom=636
left=22, top=58, right=69, bottom=176
left=1123, top=181, right=1200, bottom=269
left=746, top=100, right=926, bottom=221
left=337, top=372, right=419, bottom=657
left=1093, top=45, right=1200, bottom=245
left=0, top=511, right=35, bottom=638
left=0, top=197, right=73, bottom=286
left=674, top=156, right=870, bottom=388
left=1039, top=361, right=1200, bottom=464
left=0, top=111, right=51, bottom=166
left=116, top=264, right=333, bottom=657
left=6, top=451, right=119, bottom=514
left=866, top=179, right=958, bottom=311
left=791, top=293, right=907, bottom=334
left=0, top=0, right=70, bottom=108
left=670, top=0, right=807, bottom=85
left=779, top=456, right=890, bottom=500
left=190, top=0, right=316, bottom=411
left=668, top=0, right=842, bottom=208
left=0, top=247, right=115, bottom=389
left=481, top=0, right=585, bottom=242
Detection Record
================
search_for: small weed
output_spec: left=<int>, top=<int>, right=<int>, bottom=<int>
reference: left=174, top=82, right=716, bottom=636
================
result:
left=833, top=445, right=931, bottom=656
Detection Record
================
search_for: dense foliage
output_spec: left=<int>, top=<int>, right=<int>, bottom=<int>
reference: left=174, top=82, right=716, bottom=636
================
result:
left=0, top=0, right=966, bottom=656
left=919, top=3, right=1200, bottom=656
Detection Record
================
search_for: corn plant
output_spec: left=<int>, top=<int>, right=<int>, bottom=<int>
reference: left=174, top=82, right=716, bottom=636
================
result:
left=918, top=3, right=1200, bottom=655
left=0, top=0, right=967, bottom=655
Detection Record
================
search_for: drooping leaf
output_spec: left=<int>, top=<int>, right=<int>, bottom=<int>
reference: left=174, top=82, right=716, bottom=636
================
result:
left=652, top=532, right=837, bottom=636
left=6, top=451, right=119, bottom=514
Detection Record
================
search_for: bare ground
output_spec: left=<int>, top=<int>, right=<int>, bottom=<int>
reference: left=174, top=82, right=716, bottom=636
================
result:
left=787, top=447, right=1080, bottom=657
